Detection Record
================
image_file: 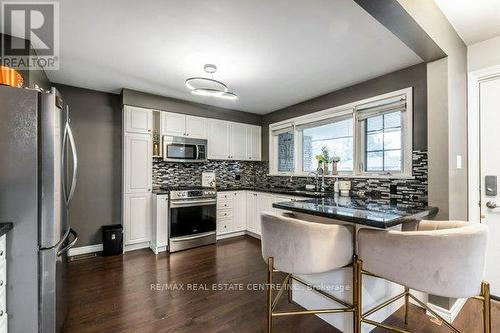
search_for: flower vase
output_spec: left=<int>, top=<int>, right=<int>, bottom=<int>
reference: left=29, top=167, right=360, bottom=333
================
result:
left=332, top=162, right=338, bottom=175
left=323, top=162, right=329, bottom=174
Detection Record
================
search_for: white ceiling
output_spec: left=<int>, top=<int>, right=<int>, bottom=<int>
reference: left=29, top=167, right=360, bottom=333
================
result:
left=24, top=0, right=422, bottom=114
left=434, top=0, right=500, bottom=46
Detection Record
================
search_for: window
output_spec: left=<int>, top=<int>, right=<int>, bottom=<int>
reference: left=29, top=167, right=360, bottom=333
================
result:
left=269, top=88, right=412, bottom=178
left=364, top=112, right=402, bottom=172
left=301, top=118, right=353, bottom=173
left=277, top=130, right=294, bottom=172
left=357, top=94, right=410, bottom=176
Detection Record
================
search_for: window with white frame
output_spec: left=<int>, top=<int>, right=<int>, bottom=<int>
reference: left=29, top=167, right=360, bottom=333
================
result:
left=269, top=88, right=413, bottom=178
left=300, top=117, right=354, bottom=173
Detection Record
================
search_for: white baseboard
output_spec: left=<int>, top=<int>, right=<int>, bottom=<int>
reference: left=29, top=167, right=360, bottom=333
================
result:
left=124, top=241, right=150, bottom=252
left=150, top=245, right=168, bottom=254
left=68, top=243, right=103, bottom=257
left=216, top=231, right=246, bottom=240
left=245, top=230, right=261, bottom=239
left=426, top=298, right=467, bottom=323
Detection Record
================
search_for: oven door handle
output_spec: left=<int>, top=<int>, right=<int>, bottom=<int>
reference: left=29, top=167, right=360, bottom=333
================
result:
left=170, top=199, right=216, bottom=208
left=170, top=231, right=216, bottom=242
left=195, top=145, right=200, bottom=160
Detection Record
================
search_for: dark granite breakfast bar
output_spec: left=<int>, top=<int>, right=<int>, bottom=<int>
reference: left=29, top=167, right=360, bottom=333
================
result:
left=273, top=196, right=438, bottom=228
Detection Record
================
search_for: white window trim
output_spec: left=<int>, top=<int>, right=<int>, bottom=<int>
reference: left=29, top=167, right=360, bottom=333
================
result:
left=268, top=87, right=413, bottom=178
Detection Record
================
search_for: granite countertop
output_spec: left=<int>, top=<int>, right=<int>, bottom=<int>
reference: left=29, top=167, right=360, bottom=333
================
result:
left=152, top=186, right=334, bottom=198
left=0, top=223, right=13, bottom=237
left=272, top=197, right=438, bottom=229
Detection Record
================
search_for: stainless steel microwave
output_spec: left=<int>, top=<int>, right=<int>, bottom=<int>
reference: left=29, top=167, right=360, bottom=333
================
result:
left=162, top=136, right=207, bottom=162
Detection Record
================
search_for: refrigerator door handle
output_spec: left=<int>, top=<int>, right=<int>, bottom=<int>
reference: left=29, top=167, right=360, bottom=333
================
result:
left=57, top=228, right=78, bottom=256
left=62, top=106, right=78, bottom=207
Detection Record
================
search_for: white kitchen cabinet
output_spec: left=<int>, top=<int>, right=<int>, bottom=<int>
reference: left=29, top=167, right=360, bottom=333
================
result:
left=161, top=112, right=185, bottom=137
left=246, top=192, right=259, bottom=234
left=208, top=120, right=262, bottom=161
left=0, top=235, right=7, bottom=333
left=124, top=105, right=153, bottom=134
left=161, top=112, right=207, bottom=139
left=216, top=191, right=246, bottom=237
left=233, top=191, right=246, bottom=232
left=124, top=133, right=152, bottom=193
left=246, top=125, right=261, bottom=161
left=124, top=193, right=152, bottom=245
left=230, top=123, right=248, bottom=160
left=151, top=194, right=169, bottom=254
left=208, top=119, right=231, bottom=160
left=185, top=115, right=207, bottom=138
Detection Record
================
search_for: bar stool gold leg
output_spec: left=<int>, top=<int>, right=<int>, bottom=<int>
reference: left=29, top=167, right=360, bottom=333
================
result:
left=404, top=287, right=410, bottom=325
left=482, top=281, right=491, bottom=333
left=287, top=276, right=293, bottom=304
left=353, top=257, right=362, bottom=333
left=267, top=257, right=274, bottom=333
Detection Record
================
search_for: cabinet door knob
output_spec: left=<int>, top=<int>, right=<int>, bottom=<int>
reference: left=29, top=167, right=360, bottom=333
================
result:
left=0, top=250, right=3, bottom=256
left=0, top=280, right=4, bottom=287
left=148, top=189, right=151, bottom=192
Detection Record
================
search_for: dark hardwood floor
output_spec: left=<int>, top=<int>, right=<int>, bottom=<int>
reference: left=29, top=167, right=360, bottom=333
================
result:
left=62, top=236, right=499, bottom=333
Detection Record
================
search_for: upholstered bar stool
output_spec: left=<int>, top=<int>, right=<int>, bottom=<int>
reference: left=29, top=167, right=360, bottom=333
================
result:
left=261, top=212, right=359, bottom=333
left=356, top=221, right=490, bottom=333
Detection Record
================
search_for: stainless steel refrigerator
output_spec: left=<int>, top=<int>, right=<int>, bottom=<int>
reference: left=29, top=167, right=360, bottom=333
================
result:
left=0, top=85, right=78, bottom=333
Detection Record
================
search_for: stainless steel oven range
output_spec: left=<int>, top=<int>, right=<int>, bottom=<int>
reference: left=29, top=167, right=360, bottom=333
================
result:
left=168, top=187, right=217, bottom=252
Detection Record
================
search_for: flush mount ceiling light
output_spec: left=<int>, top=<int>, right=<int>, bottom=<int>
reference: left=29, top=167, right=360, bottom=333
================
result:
left=185, top=64, right=237, bottom=100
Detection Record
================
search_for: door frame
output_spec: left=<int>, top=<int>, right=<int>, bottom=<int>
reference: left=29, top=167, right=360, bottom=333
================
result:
left=468, top=64, right=500, bottom=223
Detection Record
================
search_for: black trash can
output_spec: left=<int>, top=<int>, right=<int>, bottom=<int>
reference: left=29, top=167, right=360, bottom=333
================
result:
left=102, top=224, right=123, bottom=256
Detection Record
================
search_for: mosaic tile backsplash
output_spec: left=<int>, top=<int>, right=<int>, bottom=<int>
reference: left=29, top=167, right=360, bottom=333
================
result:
left=153, top=150, right=428, bottom=206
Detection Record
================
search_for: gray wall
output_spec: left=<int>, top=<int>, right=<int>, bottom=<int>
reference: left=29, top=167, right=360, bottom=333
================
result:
left=54, top=84, right=122, bottom=247
left=122, top=88, right=262, bottom=125
left=261, top=63, right=427, bottom=160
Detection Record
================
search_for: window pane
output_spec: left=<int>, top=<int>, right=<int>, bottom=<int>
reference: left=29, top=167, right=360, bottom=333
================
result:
left=363, top=110, right=404, bottom=173
left=302, top=118, right=353, bottom=173
left=366, top=132, right=383, bottom=152
left=384, top=111, right=401, bottom=128
left=367, top=115, right=383, bottom=132
left=384, top=150, right=401, bottom=171
left=278, top=131, right=294, bottom=172
left=383, top=128, right=401, bottom=150
left=366, top=151, right=383, bottom=171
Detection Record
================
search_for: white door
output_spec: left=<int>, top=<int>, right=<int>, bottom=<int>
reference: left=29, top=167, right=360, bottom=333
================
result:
left=161, top=112, right=185, bottom=136
left=124, top=133, right=152, bottom=193
left=230, top=123, right=247, bottom=160
left=247, top=126, right=262, bottom=161
left=208, top=119, right=230, bottom=159
left=479, top=75, right=500, bottom=297
left=185, top=115, right=207, bottom=139
left=125, top=193, right=152, bottom=244
left=125, top=106, right=153, bottom=134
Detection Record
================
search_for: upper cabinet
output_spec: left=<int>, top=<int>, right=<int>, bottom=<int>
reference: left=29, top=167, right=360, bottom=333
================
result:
left=230, top=122, right=247, bottom=160
left=207, top=119, right=230, bottom=160
left=161, top=112, right=207, bottom=139
left=246, top=125, right=261, bottom=161
left=207, top=119, right=262, bottom=161
left=124, top=106, right=153, bottom=134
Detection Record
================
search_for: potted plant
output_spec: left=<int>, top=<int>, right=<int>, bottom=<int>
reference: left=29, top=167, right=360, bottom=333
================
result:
left=331, top=156, right=340, bottom=175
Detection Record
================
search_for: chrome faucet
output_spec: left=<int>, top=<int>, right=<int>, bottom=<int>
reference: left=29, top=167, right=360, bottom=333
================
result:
left=308, top=168, right=325, bottom=192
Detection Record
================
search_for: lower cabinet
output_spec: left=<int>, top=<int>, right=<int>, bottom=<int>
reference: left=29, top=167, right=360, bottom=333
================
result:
left=244, top=192, right=304, bottom=237
left=216, top=191, right=246, bottom=237
left=124, top=193, right=152, bottom=247
left=151, top=194, right=169, bottom=254
left=0, top=235, right=7, bottom=333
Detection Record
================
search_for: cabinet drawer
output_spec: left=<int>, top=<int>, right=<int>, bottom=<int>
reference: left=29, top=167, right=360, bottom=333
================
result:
left=217, top=209, right=233, bottom=220
left=217, top=200, right=233, bottom=209
left=0, top=311, right=6, bottom=333
left=0, top=236, right=5, bottom=260
left=217, top=218, right=232, bottom=234
left=217, top=192, right=234, bottom=200
left=0, top=260, right=5, bottom=290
